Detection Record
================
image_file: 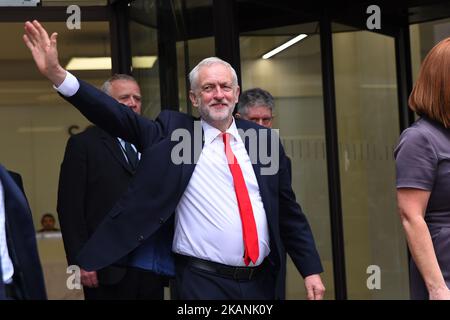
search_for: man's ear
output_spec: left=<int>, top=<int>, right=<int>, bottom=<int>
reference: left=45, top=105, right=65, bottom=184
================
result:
left=235, top=112, right=242, bottom=119
left=235, top=86, right=240, bottom=103
left=189, top=90, right=198, bottom=107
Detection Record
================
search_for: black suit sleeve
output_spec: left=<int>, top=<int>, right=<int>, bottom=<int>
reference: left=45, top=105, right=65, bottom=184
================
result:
left=278, top=146, right=324, bottom=278
left=57, top=136, right=89, bottom=266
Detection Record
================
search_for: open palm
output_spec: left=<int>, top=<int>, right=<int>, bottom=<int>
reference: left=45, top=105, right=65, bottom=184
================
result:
left=23, top=20, right=65, bottom=86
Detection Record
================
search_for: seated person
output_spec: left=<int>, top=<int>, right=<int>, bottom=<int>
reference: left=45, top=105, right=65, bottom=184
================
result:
left=37, top=213, right=60, bottom=233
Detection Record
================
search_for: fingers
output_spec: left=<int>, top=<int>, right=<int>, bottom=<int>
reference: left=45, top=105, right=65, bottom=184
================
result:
left=33, top=20, right=50, bottom=44
left=33, top=20, right=46, bottom=37
left=313, top=285, right=325, bottom=300
left=24, top=28, right=36, bottom=48
left=23, top=34, right=34, bottom=51
left=24, top=21, right=39, bottom=42
left=306, top=285, right=325, bottom=300
left=24, top=20, right=49, bottom=48
left=80, top=270, right=99, bottom=288
left=304, top=274, right=326, bottom=300
left=24, top=23, right=40, bottom=49
left=306, top=287, right=315, bottom=300
left=81, top=276, right=98, bottom=288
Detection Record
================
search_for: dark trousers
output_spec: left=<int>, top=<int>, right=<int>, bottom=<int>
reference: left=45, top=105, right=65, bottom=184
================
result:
left=175, top=255, right=276, bottom=300
left=4, top=281, right=24, bottom=300
left=83, top=268, right=166, bottom=300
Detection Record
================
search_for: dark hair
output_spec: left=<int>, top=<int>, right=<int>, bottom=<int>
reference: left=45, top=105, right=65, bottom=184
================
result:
left=41, top=213, right=55, bottom=223
left=237, top=88, right=275, bottom=116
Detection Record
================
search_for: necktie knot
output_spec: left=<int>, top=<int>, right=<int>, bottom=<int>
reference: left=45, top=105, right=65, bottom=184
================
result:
left=222, top=133, right=235, bottom=164
left=222, top=132, right=230, bottom=143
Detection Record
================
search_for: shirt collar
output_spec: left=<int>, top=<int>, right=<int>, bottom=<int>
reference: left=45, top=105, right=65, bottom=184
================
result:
left=201, top=118, right=240, bottom=146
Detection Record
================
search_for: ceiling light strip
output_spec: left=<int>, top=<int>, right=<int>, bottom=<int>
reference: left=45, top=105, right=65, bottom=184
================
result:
left=262, top=34, right=308, bottom=59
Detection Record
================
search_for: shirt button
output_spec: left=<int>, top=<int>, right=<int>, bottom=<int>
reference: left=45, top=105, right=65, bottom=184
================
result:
left=159, top=218, right=164, bottom=224
left=138, top=235, right=145, bottom=242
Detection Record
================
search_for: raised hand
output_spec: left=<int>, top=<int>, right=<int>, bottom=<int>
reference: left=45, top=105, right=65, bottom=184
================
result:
left=23, top=20, right=66, bottom=86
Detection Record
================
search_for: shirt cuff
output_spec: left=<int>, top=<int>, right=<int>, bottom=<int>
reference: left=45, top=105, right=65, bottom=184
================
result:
left=53, top=71, right=80, bottom=97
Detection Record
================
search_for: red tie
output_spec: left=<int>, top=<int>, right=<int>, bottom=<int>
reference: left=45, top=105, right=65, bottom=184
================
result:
left=222, top=133, right=259, bottom=265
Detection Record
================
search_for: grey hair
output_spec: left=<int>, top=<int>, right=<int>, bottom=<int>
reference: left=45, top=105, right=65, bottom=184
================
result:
left=189, top=57, right=238, bottom=91
left=101, top=74, right=138, bottom=95
left=237, top=88, right=275, bottom=115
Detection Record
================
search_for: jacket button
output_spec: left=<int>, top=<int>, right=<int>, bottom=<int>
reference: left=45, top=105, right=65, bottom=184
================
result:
left=138, top=235, right=144, bottom=242
left=159, top=218, right=164, bottom=224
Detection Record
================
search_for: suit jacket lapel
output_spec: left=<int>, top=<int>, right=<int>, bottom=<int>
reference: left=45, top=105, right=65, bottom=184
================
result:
left=0, top=165, right=29, bottom=221
left=100, top=131, right=134, bottom=174
left=0, top=165, right=29, bottom=270
left=0, top=165, right=46, bottom=300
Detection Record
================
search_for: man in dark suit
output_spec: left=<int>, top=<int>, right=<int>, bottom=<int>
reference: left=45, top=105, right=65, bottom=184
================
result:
left=57, top=74, right=166, bottom=300
left=24, top=20, right=325, bottom=300
left=0, top=165, right=47, bottom=300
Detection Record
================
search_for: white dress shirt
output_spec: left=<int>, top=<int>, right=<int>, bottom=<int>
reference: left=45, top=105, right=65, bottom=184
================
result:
left=0, top=178, right=14, bottom=284
left=54, top=71, right=79, bottom=96
left=173, top=119, right=270, bottom=266
left=55, top=71, right=271, bottom=267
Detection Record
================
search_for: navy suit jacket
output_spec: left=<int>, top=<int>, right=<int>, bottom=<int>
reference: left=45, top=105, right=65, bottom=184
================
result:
left=0, top=165, right=47, bottom=300
left=57, top=126, right=143, bottom=285
left=68, top=80, right=323, bottom=298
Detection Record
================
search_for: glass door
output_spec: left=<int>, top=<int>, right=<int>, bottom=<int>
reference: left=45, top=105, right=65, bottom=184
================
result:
left=332, top=23, right=409, bottom=299
left=129, top=0, right=216, bottom=116
left=240, top=23, right=335, bottom=300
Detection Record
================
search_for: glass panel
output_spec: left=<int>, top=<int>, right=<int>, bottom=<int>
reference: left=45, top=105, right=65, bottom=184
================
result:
left=129, top=18, right=161, bottom=120
left=176, top=37, right=215, bottom=116
left=332, top=24, right=409, bottom=299
left=131, top=0, right=215, bottom=116
left=173, top=0, right=214, bottom=116
left=240, top=23, right=334, bottom=300
left=409, top=17, right=450, bottom=81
